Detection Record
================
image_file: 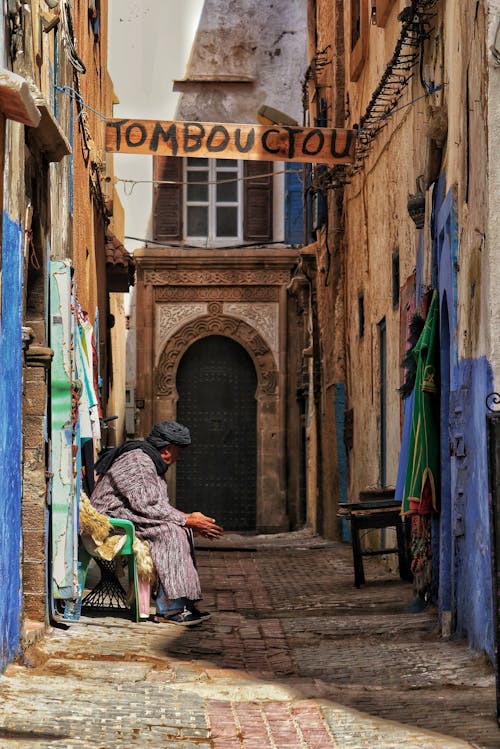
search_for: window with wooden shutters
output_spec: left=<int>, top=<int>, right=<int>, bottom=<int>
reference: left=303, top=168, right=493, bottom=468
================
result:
left=244, top=161, right=273, bottom=242
left=153, top=156, right=273, bottom=246
left=153, top=156, right=182, bottom=242
left=185, top=158, right=243, bottom=243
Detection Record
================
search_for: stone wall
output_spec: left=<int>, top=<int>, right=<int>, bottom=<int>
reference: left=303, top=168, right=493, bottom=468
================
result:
left=22, top=364, right=48, bottom=620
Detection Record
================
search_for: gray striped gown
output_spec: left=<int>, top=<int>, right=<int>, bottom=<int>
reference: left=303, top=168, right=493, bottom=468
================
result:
left=89, top=449, right=201, bottom=601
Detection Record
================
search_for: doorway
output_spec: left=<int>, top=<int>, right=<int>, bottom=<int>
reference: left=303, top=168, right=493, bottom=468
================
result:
left=176, top=335, right=257, bottom=531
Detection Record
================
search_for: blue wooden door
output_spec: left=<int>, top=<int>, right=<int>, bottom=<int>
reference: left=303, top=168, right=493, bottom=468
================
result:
left=435, top=185, right=458, bottom=626
left=0, top=215, right=23, bottom=670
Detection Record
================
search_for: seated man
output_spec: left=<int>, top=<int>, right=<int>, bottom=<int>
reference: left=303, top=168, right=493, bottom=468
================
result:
left=90, top=419, right=223, bottom=625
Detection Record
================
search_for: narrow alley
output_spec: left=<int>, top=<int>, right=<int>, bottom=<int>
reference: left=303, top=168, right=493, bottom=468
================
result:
left=1, top=533, right=497, bottom=749
left=1, top=2, right=500, bottom=747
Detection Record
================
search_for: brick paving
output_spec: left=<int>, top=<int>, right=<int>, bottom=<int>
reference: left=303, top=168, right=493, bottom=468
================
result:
left=0, top=533, right=498, bottom=748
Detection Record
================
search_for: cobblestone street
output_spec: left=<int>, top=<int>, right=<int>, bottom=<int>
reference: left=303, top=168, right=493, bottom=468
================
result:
left=1, top=532, right=498, bottom=748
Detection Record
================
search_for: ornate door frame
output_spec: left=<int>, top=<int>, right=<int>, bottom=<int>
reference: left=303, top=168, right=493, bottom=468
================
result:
left=134, top=248, right=298, bottom=533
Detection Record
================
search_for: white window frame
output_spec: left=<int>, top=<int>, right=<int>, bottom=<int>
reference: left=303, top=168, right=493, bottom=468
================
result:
left=183, top=158, right=243, bottom=246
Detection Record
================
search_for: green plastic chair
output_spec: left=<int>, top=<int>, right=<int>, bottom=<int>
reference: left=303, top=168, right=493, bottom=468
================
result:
left=79, top=518, right=141, bottom=622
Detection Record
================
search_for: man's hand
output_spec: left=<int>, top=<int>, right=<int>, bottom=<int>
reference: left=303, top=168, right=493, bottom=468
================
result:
left=184, top=511, right=224, bottom=538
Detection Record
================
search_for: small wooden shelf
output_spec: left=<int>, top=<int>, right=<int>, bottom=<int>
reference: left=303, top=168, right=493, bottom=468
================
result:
left=173, top=75, right=255, bottom=91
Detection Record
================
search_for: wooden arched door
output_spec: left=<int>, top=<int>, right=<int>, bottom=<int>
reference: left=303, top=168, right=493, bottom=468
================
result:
left=176, top=335, right=257, bottom=531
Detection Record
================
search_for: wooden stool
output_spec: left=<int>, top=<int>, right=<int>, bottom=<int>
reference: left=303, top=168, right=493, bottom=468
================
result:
left=338, top=496, right=412, bottom=588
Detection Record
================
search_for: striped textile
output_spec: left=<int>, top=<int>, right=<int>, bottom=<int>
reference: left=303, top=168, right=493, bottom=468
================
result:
left=90, top=449, right=201, bottom=601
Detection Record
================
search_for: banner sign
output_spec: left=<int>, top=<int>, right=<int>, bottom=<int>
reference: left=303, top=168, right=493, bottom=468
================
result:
left=105, top=119, right=357, bottom=165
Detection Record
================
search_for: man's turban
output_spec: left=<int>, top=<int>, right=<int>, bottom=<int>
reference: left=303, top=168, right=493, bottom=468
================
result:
left=146, top=420, right=192, bottom=449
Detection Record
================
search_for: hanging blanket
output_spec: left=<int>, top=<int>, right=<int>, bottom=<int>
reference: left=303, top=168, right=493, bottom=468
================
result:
left=402, top=290, right=440, bottom=516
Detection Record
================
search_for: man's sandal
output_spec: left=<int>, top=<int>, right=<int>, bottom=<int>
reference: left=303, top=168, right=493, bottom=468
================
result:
left=189, top=606, right=211, bottom=621
left=153, top=608, right=203, bottom=626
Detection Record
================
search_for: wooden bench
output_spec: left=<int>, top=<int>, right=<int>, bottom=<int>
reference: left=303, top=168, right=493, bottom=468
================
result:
left=337, top=493, right=413, bottom=588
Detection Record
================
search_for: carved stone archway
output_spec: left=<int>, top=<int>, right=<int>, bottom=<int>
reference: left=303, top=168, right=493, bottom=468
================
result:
left=156, top=304, right=278, bottom=398
left=154, top=306, right=286, bottom=532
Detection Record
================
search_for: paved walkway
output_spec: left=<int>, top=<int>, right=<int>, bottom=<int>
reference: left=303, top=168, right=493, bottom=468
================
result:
left=0, top=531, right=498, bottom=748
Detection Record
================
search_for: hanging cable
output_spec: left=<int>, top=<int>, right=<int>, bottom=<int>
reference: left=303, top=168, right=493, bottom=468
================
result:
left=113, top=167, right=300, bottom=194
left=55, top=84, right=109, bottom=125
left=60, top=2, right=86, bottom=74
left=123, top=235, right=295, bottom=251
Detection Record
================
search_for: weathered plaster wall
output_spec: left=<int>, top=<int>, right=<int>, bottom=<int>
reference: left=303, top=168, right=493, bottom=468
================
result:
left=340, top=0, right=488, bottom=492
left=487, top=1, right=500, bottom=383
left=342, top=35, right=424, bottom=500
left=175, top=0, right=306, bottom=125
left=337, top=0, right=494, bottom=656
left=443, top=0, right=489, bottom=366
left=72, top=5, right=111, bottom=320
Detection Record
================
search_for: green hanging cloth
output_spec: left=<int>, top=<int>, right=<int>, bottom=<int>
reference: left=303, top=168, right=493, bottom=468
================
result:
left=402, top=290, right=440, bottom=516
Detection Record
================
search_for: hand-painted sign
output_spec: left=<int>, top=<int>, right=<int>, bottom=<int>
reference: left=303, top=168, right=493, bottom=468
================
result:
left=105, top=119, right=357, bottom=165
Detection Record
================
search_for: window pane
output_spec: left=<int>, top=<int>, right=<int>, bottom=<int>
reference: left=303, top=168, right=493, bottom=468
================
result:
left=187, top=171, right=209, bottom=201
left=187, top=206, right=208, bottom=236
left=217, top=206, right=238, bottom=237
left=216, top=158, right=237, bottom=167
left=216, top=172, right=238, bottom=202
left=187, top=157, right=208, bottom=166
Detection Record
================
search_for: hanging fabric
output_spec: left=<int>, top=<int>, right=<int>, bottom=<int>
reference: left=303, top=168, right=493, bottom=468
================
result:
left=400, top=289, right=440, bottom=598
left=402, top=290, right=440, bottom=515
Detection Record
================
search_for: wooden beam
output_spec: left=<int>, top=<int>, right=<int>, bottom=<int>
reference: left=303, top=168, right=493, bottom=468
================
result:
left=105, top=119, right=357, bottom=165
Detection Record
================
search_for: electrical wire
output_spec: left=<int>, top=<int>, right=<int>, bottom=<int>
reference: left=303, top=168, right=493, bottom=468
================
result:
left=114, top=168, right=302, bottom=196
left=60, top=2, right=86, bottom=74
left=55, top=85, right=108, bottom=122
left=123, top=235, right=295, bottom=251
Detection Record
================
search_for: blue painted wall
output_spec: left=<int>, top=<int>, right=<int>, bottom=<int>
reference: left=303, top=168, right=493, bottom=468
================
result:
left=452, top=358, right=494, bottom=655
left=0, top=213, right=24, bottom=672
left=434, top=182, right=494, bottom=657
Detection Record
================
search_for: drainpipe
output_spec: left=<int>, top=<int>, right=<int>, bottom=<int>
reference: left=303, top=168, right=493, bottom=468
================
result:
left=299, top=249, right=324, bottom=533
